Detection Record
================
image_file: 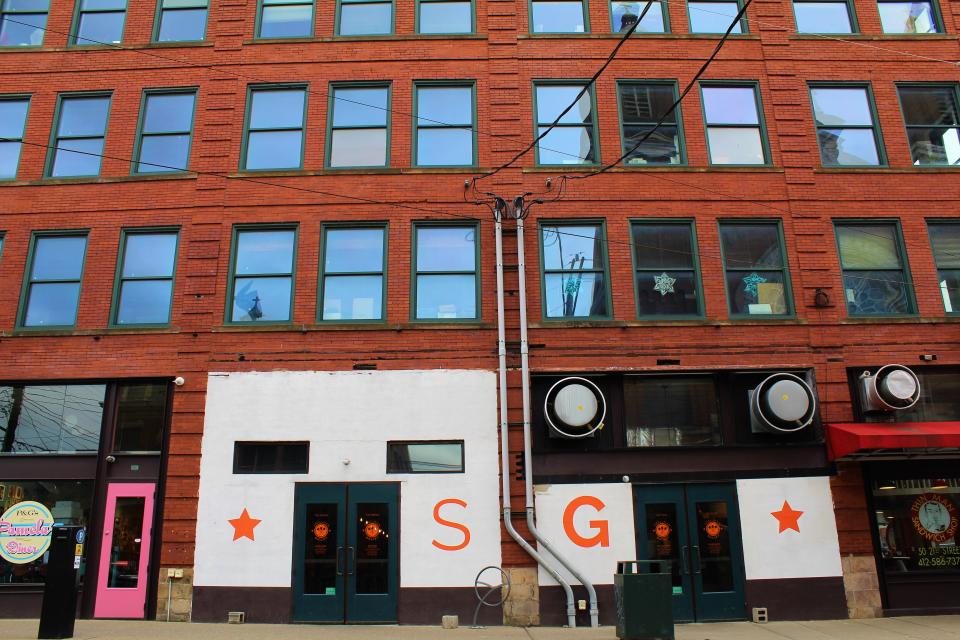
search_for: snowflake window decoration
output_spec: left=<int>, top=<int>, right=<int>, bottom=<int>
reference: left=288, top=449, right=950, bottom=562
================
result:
left=742, top=272, right=767, bottom=299
left=653, top=272, right=676, bottom=296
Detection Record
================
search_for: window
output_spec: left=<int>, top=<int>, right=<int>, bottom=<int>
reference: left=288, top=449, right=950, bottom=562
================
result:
left=337, top=0, right=392, bottom=34
left=0, top=0, right=49, bottom=46
left=611, top=0, right=666, bottom=33
left=112, top=230, right=179, bottom=326
left=0, top=384, right=105, bottom=452
left=719, top=221, right=792, bottom=316
left=625, top=376, right=720, bottom=446
left=534, top=83, right=597, bottom=165
left=687, top=0, right=745, bottom=33
left=414, top=83, right=475, bottom=167
left=929, top=223, right=960, bottom=313
left=878, top=0, right=940, bottom=33
left=541, top=222, right=610, bottom=319
left=155, top=0, right=207, bottom=42
left=632, top=221, right=702, bottom=317
left=242, top=86, right=306, bottom=170
left=47, top=94, right=111, bottom=178
left=792, top=0, right=855, bottom=33
left=72, top=0, right=127, bottom=45
left=387, top=441, right=464, bottom=473
left=114, top=382, right=168, bottom=452
left=862, top=368, right=960, bottom=422
left=618, top=82, right=683, bottom=165
left=835, top=221, right=914, bottom=315
left=234, top=442, right=309, bottom=473
left=257, top=0, right=313, bottom=37
left=530, top=0, right=586, bottom=32
left=19, top=233, right=87, bottom=328
left=418, top=0, right=471, bottom=33
left=0, top=97, right=29, bottom=179
left=134, top=90, right=196, bottom=174
left=702, top=84, right=768, bottom=165
left=810, top=85, right=883, bottom=166
left=227, top=227, right=297, bottom=323
left=897, top=85, right=960, bottom=166
left=327, top=84, right=389, bottom=168
left=413, top=223, right=478, bottom=320
left=319, top=225, right=386, bottom=321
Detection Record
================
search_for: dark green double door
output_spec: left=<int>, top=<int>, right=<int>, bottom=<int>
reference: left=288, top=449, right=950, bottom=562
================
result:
left=293, top=483, right=399, bottom=623
left=634, top=484, right=746, bottom=622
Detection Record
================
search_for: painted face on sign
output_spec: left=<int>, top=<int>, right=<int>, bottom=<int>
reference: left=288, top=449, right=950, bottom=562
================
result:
left=313, top=521, right=330, bottom=541
left=654, top=521, right=672, bottom=540
left=364, top=521, right=382, bottom=540
left=704, top=520, right=722, bottom=539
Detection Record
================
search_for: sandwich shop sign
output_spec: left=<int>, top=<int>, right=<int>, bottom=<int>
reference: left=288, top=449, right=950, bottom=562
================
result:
left=0, top=501, right=54, bottom=564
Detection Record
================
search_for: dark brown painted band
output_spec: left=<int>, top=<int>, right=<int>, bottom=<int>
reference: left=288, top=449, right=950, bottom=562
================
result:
left=745, top=577, right=847, bottom=620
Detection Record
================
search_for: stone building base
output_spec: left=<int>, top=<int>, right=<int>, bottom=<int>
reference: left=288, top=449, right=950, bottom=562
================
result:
left=841, top=555, right=882, bottom=618
left=156, top=568, right=194, bottom=622
left=502, top=567, right=540, bottom=626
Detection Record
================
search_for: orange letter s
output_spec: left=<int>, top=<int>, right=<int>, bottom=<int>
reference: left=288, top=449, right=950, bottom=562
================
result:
left=432, top=498, right=471, bottom=551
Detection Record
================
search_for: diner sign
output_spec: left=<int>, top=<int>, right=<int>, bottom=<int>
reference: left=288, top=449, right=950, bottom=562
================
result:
left=0, top=501, right=54, bottom=564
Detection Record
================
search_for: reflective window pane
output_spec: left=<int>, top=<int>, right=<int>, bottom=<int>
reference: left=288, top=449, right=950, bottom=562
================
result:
left=611, top=1, right=665, bottom=33
left=58, top=97, right=110, bottom=136
left=325, top=228, right=384, bottom=272
left=117, top=280, right=173, bottom=324
left=842, top=271, right=912, bottom=314
left=619, top=84, right=676, bottom=124
left=817, top=128, right=880, bottom=166
left=157, top=7, right=207, bottom=41
left=702, top=86, right=758, bottom=124
left=419, top=1, right=471, bottom=33
left=633, top=224, right=694, bottom=269
left=143, top=93, right=195, bottom=133
left=114, top=383, right=168, bottom=452
left=417, top=127, right=472, bottom=166
left=0, top=141, right=21, bottom=178
left=250, top=89, right=305, bottom=129
left=339, top=2, right=391, bottom=35
left=696, top=501, right=735, bottom=592
left=24, top=282, right=81, bottom=326
left=725, top=270, right=787, bottom=314
left=544, top=272, right=608, bottom=318
left=720, top=224, right=783, bottom=269
left=416, top=226, right=476, bottom=271
left=246, top=130, right=303, bottom=170
left=929, top=223, right=960, bottom=269
left=417, top=87, right=472, bottom=125
left=706, top=127, right=764, bottom=164
left=322, top=275, right=382, bottom=320
left=232, top=276, right=292, bottom=321
left=0, top=13, right=47, bottom=45
left=536, top=85, right=592, bottom=124
left=32, top=236, right=86, bottom=279
left=530, top=0, right=585, bottom=32
left=332, top=88, right=388, bottom=126
left=899, top=87, right=958, bottom=126
left=415, top=274, right=476, bottom=318
left=811, top=88, right=873, bottom=126
left=793, top=1, right=852, bottom=33
left=138, top=135, right=190, bottom=173
left=329, top=128, right=387, bottom=167
left=260, top=3, right=312, bottom=37
left=688, top=1, right=742, bottom=32
left=625, top=377, right=719, bottom=446
left=836, top=224, right=901, bottom=269
left=80, top=0, right=125, bottom=9
left=122, top=233, right=177, bottom=278
left=355, top=503, right=389, bottom=594
left=636, top=271, right=699, bottom=316
left=236, top=229, right=295, bottom=274
left=938, top=270, right=960, bottom=313
left=0, top=99, right=29, bottom=138
left=387, top=441, right=464, bottom=472
left=303, top=502, right=338, bottom=593
left=4, top=0, right=52, bottom=10
left=538, top=126, right=594, bottom=164
left=906, top=127, right=960, bottom=166
left=623, top=125, right=680, bottom=164
left=0, top=386, right=105, bottom=453
left=542, top=225, right=603, bottom=270
left=107, top=497, right=145, bottom=589
left=76, top=11, right=125, bottom=44
left=51, top=137, right=104, bottom=177
left=878, top=1, right=938, bottom=33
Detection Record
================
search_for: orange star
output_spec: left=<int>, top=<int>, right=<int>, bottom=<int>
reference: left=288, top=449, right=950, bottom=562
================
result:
left=771, top=501, right=804, bottom=533
left=228, top=508, right=261, bottom=541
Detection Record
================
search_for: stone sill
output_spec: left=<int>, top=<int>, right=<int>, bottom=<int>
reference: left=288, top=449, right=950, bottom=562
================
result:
left=529, top=318, right=808, bottom=328
left=243, top=34, right=487, bottom=45
left=4, top=327, right=181, bottom=337
left=1, top=173, right=197, bottom=187
left=0, top=42, right=213, bottom=53
left=839, top=316, right=960, bottom=324
left=790, top=34, right=957, bottom=41
left=519, top=33, right=760, bottom=40
left=523, top=165, right=783, bottom=173
left=229, top=167, right=489, bottom=177
left=816, top=167, right=960, bottom=174
left=212, top=322, right=493, bottom=332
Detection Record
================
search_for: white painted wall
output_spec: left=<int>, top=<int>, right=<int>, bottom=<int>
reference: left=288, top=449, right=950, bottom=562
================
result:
left=736, top=476, right=843, bottom=580
left=193, top=370, right=502, bottom=589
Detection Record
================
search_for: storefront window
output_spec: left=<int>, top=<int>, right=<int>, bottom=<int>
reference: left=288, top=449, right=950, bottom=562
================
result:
left=624, top=376, right=721, bottom=446
left=872, top=478, right=959, bottom=573
left=0, top=384, right=106, bottom=453
left=865, top=369, right=960, bottom=422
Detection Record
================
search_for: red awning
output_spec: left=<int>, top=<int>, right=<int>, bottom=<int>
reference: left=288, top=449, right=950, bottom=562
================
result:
left=827, top=421, right=960, bottom=460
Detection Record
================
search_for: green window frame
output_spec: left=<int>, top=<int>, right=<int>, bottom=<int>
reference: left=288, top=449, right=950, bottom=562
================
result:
left=834, top=220, right=916, bottom=316
left=617, top=80, right=685, bottom=165
left=0, top=0, right=49, bottom=46
left=533, top=80, right=599, bottom=166
left=413, top=82, right=476, bottom=168
left=110, top=228, right=180, bottom=327
left=686, top=0, right=747, bottom=33
left=241, top=84, right=308, bottom=171
left=71, top=0, right=127, bottom=45
left=718, top=220, right=794, bottom=318
left=256, top=0, right=315, bottom=38
left=791, top=0, right=857, bottom=34
left=17, top=231, right=89, bottom=329
left=877, top=0, right=942, bottom=33
left=336, top=0, right=394, bottom=35
left=417, top=0, right=474, bottom=33
left=225, top=225, right=298, bottom=324
left=326, top=82, right=391, bottom=168
left=539, top=220, right=612, bottom=320
left=412, top=222, right=480, bottom=321
left=0, top=233, right=5, bottom=259
left=610, top=0, right=668, bottom=33
left=529, top=0, right=589, bottom=33
left=318, top=223, right=388, bottom=322
left=45, top=92, right=112, bottom=179
left=153, top=0, right=209, bottom=42
left=808, top=83, right=885, bottom=167
left=701, top=82, right=770, bottom=166
left=927, top=221, right=960, bottom=314
left=0, top=95, right=30, bottom=180
left=133, top=88, right=197, bottom=174
left=631, top=220, right=703, bottom=318
left=896, top=83, right=960, bottom=167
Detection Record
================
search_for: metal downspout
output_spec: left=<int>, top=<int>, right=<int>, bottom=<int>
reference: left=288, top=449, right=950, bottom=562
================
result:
left=516, top=213, right=600, bottom=628
left=495, top=208, right=577, bottom=628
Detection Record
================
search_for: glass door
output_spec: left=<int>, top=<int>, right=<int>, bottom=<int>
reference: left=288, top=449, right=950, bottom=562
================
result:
left=293, top=484, right=348, bottom=622
left=346, top=483, right=398, bottom=622
left=93, top=482, right=155, bottom=618
left=634, top=485, right=695, bottom=622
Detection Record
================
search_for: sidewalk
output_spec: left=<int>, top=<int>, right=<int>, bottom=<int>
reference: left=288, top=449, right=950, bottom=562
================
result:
left=2, top=617, right=960, bottom=640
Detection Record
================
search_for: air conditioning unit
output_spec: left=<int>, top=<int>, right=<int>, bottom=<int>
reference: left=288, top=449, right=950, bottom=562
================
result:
left=749, top=373, right=817, bottom=434
left=859, top=365, right=921, bottom=413
left=544, top=377, right=606, bottom=439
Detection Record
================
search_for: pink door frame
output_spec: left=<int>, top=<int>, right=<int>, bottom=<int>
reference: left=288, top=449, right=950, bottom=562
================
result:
left=93, top=482, right=156, bottom=619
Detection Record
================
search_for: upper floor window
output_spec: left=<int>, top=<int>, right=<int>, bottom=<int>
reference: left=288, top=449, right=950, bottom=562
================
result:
left=319, top=225, right=386, bottom=321
left=228, top=227, right=297, bottom=323
left=0, top=384, right=105, bottom=453
left=155, top=0, right=208, bottom=41
left=702, top=84, right=768, bottom=165
left=687, top=0, right=745, bottom=33
left=792, top=0, right=855, bottom=33
left=897, top=85, right=960, bottom=166
left=611, top=0, right=666, bottom=33
left=113, top=230, right=179, bottom=326
left=810, top=85, right=883, bottom=166
left=414, top=84, right=475, bottom=167
left=530, top=0, right=586, bottom=32
left=927, top=222, right=960, bottom=314
left=418, top=0, right=471, bottom=33
left=72, top=0, right=127, bottom=45
left=540, top=222, right=610, bottom=319
left=337, top=0, right=392, bottom=35
left=534, top=83, right=597, bottom=165
left=878, top=0, right=941, bottom=33
left=19, top=233, right=88, bottom=328
left=413, top=224, right=478, bottom=320
left=242, top=86, right=306, bottom=171
left=618, top=81, right=683, bottom=165
left=719, top=221, right=792, bottom=316
left=0, top=96, right=29, bottom=179
left=0, top=0, right=48, bottom=46
left=47, top=93, right=111, bottom=178
left=134, top=89, right=196, bottom=174
left=328, top=84, right=389, bottom=168
left=632, top=221, right=702, bottom=317
left=835, top=221, right=914, bottom=315
left=258, top=0, right=313, bottom=38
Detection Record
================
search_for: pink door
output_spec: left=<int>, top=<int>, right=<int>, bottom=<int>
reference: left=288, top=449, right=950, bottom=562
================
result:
left=94, top=483, right=156, bottom=618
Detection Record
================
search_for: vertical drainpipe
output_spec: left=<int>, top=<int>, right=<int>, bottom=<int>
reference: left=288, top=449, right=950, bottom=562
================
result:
left=495, top=204, right=577, bottom=628
left=516, top=211, right=600, bottom=628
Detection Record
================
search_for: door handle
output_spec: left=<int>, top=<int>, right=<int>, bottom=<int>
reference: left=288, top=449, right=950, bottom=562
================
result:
left=692, top=545, right=702, bottom=574
left=346, top=546, right=356, bottom=575
left=335, top=547, right=344, bottom=576
left=681, top=545, right=690, bottom=575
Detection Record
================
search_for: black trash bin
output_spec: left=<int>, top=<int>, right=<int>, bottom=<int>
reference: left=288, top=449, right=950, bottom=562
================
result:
left=614, top=560, right=674, bottom=640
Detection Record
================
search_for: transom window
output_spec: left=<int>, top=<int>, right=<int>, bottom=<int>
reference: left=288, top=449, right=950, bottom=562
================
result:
left=418, top=0, right=471, bottom=33
left=534, top=83, right=597, bottom=165
left=387, top=441, right=464, bottom=473
left=414, top=84, right=474, bottom=167
left=0, top=97, right=29, bottom=179
left=611, top=0, right=666, bottom=32
left=810, top=85, right=883, bottom=166
left=0, top=384, right=105, bottom=453
left=835, top=222, right=914, bottom=315
left=320, top=225, right=386, bottom=321
left=228, top=227, right=297, bottom=323
left=632, top=221, right=701, bottom=317
left=618, top=81, right=683, bottom=165
left=134, top=90, right=196, bottom=174
left=328, top=84, right=389, bottom=168
left=0, top=0, right=49, bottom=46
left=72, top=0, right=127, bottom=45
left=337, top=0, right=392, bottom=35
left=878, top=0, right=940, bottom=33
left=113, top=230, right=179, bottom=326
left=242, top=86, right=306, bottom=171
left=792, top=0, right=855, bottom=33
left=413, top=224, right=478, bottom=320
left=540, top=222, right=610, bottom=319
left=234, top=442, right=309, bottom=473
left=47, top=93, right=111, bottom=178
left=156, top=0, right=208, bottom=41
left=927, top=222, right=960, bottom=314
left=897, top=85, right=960, bottom=166
left=687, top=0, right=745, bottom=33
left=530, top=0, right=586, bottom=32
left=258, top=0, right=313, bottom=38
left=625, top=376, right=720, bottom=447
left=19, top=233, right=88, bottom=328
left=719, top=221, right=792, bottom=316
left=702, top=84, right=768, bottom=165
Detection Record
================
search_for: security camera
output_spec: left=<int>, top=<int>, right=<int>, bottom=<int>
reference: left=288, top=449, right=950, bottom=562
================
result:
left=173, top=376, right=185, bottom=387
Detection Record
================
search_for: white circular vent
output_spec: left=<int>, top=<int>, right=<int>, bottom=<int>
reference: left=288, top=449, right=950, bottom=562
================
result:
left=875, top=365, right=920, bottom=409
left=751, top=373, right=816, bottom=433
left=553, top=384, right=598, bottom=427
left=544, top=377, right=606, bottom=439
